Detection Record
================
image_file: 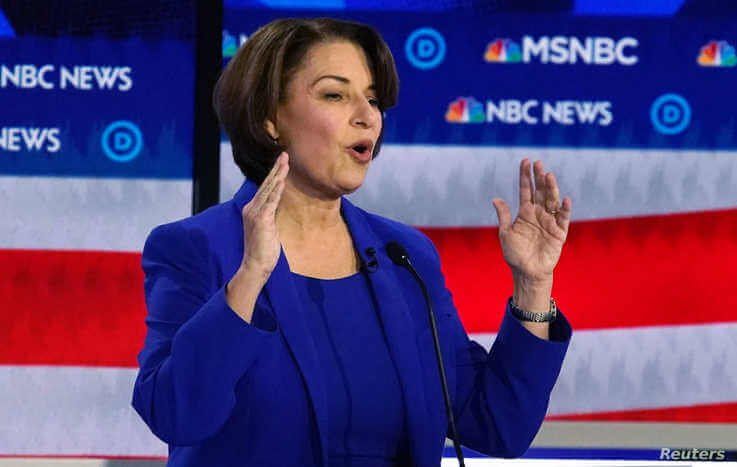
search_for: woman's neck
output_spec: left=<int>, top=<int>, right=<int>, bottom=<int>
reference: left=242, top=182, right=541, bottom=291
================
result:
left=276, top=177, right=344, bottom=240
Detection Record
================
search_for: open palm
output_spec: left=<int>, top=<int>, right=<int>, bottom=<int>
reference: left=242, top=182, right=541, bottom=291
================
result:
left=492, top=159, right=572, bottom=282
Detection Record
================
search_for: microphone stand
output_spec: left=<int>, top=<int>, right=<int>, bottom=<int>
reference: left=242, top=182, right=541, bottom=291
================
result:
left=385, top=242, right=465, bottom=467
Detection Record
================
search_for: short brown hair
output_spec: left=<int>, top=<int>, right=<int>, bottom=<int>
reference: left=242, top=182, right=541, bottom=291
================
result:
left=213, top=17, right=399, bottom=184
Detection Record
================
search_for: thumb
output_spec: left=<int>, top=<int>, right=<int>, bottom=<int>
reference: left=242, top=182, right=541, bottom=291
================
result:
left=492, top=198, right=512, bottom=231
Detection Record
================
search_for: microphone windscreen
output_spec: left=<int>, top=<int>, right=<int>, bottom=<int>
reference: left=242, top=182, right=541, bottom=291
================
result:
left=386, top=241, right=409, bottom=266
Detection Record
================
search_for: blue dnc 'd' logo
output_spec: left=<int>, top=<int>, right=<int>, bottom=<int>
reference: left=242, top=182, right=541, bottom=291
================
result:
left=405, top=28, right=446, bottom=70
left=101, top=120, right=143, bottom=162
left=650, top=93, right=691, bottom=135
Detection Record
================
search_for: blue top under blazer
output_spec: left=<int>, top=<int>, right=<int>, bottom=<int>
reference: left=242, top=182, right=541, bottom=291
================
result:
left=132, top=178, right=573, bottom=467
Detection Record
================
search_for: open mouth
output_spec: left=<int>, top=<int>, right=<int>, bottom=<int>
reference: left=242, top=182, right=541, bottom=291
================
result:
left=352, top=144, right=369, bottom=156
left=348, top=139, right=373, bottom=160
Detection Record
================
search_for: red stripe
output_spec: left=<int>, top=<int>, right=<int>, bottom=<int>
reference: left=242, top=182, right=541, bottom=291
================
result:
left=0, top=249, right=145, bottom=367
left=546, top=401, right=737, bottom=423
left=2, top=209, right=736, bottom=366
left=422, top=208, right=737, bottom=333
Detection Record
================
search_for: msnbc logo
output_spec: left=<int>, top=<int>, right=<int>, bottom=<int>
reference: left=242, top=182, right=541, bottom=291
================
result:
left=697, top=40, right=736, bottom=67
left=445, top=97, right=485, bottom=123
left=483, top=36, right=638, bottom=66
left=484, top=39, right=521, bottom=63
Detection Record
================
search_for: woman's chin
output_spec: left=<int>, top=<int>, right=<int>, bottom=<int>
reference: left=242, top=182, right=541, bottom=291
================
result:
left=335, top=174, right=366, bottom=195
left=337, top=181, right=363, bottom=195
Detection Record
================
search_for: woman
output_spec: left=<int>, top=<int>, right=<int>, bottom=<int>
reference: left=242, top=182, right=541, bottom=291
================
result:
left=132, top=17, right=573, bottom=467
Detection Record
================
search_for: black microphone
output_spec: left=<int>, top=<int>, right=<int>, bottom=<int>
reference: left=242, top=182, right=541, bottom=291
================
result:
left=386, top=241, right=465, bottom=467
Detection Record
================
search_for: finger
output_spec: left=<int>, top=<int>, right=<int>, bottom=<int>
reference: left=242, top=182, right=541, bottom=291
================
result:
left=254, top=158, right=289, bottom=216
left=555, top=197, right=573, bottom=233
left=254, top=153, right=284, bottom=199
left=250, top=153, right=286, bottom=213
left=545, top=172, right=561, bottom=213
left=533, top=160, right=546, bottom=206
left=518, top=158, right=533, bottom=206
left=492, top=198, right=512, bottom=232
left=262, top=178, right=286, bottom=218
left=539, top=211, right=561, bottom=240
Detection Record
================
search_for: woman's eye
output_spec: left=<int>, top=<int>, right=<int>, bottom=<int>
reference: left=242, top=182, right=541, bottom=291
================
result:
left=325, top=93, right=342, bottom=101
left=368, top=98, right=379, bottom=107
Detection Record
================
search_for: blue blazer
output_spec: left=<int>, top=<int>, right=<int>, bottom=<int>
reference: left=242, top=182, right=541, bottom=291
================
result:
left=132, top=178, right=572, bottom=466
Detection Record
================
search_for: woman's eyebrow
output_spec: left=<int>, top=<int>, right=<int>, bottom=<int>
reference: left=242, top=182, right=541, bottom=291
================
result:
left=311, top=75, right=376, bottom=90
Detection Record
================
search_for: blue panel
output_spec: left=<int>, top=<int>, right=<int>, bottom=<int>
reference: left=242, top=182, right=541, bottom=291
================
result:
left=0, top=8, right=15, bottom=37
left=223, top=10, right=737, bottom=150
left=574, top=0, right=686, bottom=16
left=261, top=0, right=346, bottom=8
left=0, top=37, right=194, bottom=179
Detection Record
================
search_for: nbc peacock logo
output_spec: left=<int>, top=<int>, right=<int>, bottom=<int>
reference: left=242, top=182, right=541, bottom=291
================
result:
left=445, top=97, right=485, bottom=124
left=697, top=40, right=737, bottom=67
left=484, top=39, right=522, bottom=63
left=223, top=31, right=238, bottom=58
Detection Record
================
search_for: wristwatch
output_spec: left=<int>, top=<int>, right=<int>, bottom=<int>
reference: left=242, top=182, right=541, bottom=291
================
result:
left=509, top=296, right=557, bottom=322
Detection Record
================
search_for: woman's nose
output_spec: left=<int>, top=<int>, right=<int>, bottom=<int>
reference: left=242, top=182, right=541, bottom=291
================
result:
left=351, top=100, right=379, bottom=128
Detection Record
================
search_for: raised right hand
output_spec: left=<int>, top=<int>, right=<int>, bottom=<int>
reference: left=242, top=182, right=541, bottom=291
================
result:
left=240, top=151, right=289, bottom=280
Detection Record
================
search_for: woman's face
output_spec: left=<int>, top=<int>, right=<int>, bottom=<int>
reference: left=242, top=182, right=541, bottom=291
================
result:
left=267, top=40, right=383, bottom=198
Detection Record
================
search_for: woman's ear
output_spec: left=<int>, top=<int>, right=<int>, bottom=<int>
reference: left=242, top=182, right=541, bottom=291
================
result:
left=264, top=119, right=279, bottom=141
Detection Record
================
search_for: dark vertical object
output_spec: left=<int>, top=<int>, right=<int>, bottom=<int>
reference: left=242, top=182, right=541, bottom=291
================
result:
left=677, top=0, right=737, bottom=16
left=192, top=0, right=223, bottom=214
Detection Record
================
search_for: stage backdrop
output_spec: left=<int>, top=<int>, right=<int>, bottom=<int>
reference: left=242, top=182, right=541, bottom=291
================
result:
left=1, top=0, right=736, bottom=464
left=220, top=5, right=737, bottom=461
left=0, top=0, right=197, bottom=460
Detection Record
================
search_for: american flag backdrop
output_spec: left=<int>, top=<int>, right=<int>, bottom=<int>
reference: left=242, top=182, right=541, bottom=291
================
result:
left=239, top=144, right=737, bottom=454
left=0, top=0, right=198, bottom=461
left=2, top=2, right=737, bottom=464
left=1, top=178, right=192, bottom=458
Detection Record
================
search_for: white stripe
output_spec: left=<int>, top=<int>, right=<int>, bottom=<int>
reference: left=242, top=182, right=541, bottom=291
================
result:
left=0, top=461, right=139, bottom=466
left=0, top=366, right=166, bottom=456
left=220, top=142, right=737, bottom=226
left=0, top=461, right=109, bottom=466
left=0, top=176, right=191, bottom=252
left=470, top=321, right=737, bottom=416
left=532, top=421, right=737, bottom=449
left=1, top=323, right=735, bottom=456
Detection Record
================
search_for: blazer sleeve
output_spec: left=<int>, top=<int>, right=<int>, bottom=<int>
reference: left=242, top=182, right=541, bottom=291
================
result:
left=131, top=223, right=278, bottom=446
left=421, top=234, right=572, bottom=458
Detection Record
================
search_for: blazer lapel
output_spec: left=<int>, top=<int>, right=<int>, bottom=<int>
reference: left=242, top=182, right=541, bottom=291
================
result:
left=341, top=197, right=435, bottom=467
left=232, top=179, right=434, bottom=466
left=265, top=251, right=330, bottom=466
left=233, top=180, right=329, bottom=465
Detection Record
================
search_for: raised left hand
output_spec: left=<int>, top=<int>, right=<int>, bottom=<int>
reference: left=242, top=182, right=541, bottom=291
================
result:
left=491, top=159, right=572, bottom=284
